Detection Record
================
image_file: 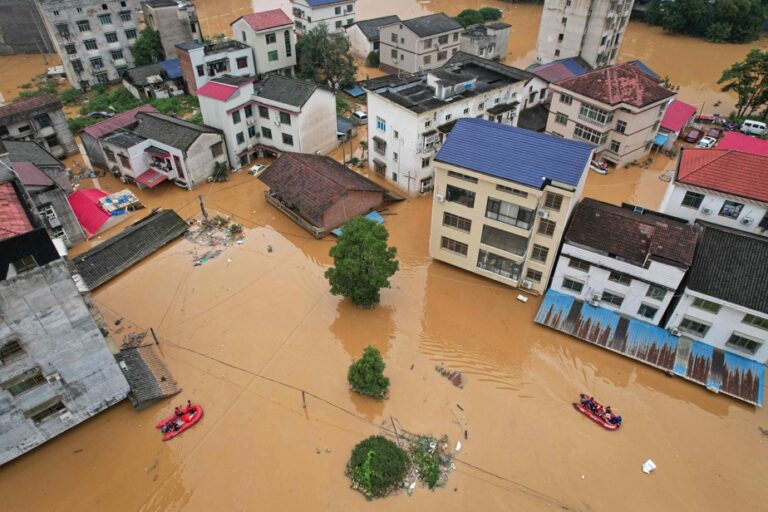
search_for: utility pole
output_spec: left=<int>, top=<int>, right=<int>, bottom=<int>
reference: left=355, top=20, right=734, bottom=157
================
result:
left=198, top=194, right=208, bottom=219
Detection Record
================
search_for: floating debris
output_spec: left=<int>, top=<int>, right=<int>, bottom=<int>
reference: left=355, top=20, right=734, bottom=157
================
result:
left=436, top=364, right=465, bottom=388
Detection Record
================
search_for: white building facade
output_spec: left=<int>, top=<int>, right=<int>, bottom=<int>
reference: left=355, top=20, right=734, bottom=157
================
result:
left=292, top=0, right=356, bottom=34
left=378, top=13, right=463, bottom=74
left=176, top=40, right=255, bottom=95
left=231, top=9, right=296, bottom=77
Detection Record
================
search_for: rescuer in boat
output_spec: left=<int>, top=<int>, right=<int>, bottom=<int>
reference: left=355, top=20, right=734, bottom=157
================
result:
left=602, top=406, right=622, bottom=426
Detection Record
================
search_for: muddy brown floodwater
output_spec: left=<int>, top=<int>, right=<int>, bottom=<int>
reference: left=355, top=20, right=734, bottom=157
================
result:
left=0, top=2, right=767, bottom=511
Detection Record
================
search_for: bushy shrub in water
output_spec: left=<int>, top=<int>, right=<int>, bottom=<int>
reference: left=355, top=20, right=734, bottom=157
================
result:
left=347, top=436, right=408, bottom=499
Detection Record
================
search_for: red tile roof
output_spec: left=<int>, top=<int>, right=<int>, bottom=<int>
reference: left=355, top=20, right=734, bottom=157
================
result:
left=196, top=81, right=239, bottom=101
left=717, top=131, right=768, bottom=157
left=566, top=198, right=698, bottom=268
left=237, top=9, right=292, bottom=31
left=68, top=188, right=110, bottom=237
left=12, top=162, right=54, bottom=187
left=677, top=148, right=768, bottom=203
left=556, top=62, right=675, bottom=108
left=82, top=104, right=158, bottom=139
left=0, top=182, right=33, bottom=241
left=0, top=94, right=61, bottom=122
left=660, top=99, right=697, bottom=133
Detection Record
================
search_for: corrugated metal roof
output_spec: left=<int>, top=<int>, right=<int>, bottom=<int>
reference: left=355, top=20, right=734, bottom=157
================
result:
left=435, top=118, right=594, bottom=188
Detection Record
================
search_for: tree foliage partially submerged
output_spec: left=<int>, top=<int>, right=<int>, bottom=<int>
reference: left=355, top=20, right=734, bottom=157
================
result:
left=454, top=8, right=503, bottom=27
left=325, top=216, right=398, bottom=308
left=644, top=0, right=764, bottom=43
left=296, top=25, right=357, bottom=89
left=347, top=436, right=409, bottom=499
left=348, top=345, right=389, bottom=399
left=718, top=49, right=768, bottom=119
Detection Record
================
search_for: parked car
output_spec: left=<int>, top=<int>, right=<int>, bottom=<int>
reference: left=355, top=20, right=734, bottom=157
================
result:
left=741, top=119, right=766, bottom=136
left=87, top=110, right=115, bottom=118
left=352, top=111, right=368, bottom=124
left=696, top=136, right=717, bottom=148
left=248, top=163, right=268, bottom=176
left=706, top=127, right=723, bottom=139
left=683, top=129, right=703, bottom=143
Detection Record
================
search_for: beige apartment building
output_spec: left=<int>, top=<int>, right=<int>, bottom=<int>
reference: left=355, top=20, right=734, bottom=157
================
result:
left=430, top=118, right=594, bottom=294
left=378, top=13, right=463, bottom=74
left=545, top=62, right=674, bottom=165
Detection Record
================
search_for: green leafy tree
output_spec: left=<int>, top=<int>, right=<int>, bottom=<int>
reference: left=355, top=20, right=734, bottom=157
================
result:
left=662, top=0, right=712, bottom=36
left=296, top=25, right=357, bottom=89
left=366, top=50, right=380, bottom=67
left=325, top=216, right=399, bottom=308
left=348, top=345, right=389, bottom=398
left=346, top=436, right=408, bottom=499
left=132, top=28, right=164, bottom=66
left=359, top=140, right=368, bottom=161
left=644, top=0, right=665, bottom=25
left=718, top=48, right=768, bottom=118
left=479, top=7, right=503, bottom=21
left=454, top=9, right=484, bottom=27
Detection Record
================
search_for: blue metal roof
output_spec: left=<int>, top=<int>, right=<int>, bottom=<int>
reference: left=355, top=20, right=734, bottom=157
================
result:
left=304, top=0, right=346, bottom=6
left=344, top=85, right=366, bottom=98
left=435, top=118, right=594, bottom=189
left=160, top=59, right=182, bottom=79
left=628, top=59, right=659, bottom=79
left=560, top=58, right=588, bottom=75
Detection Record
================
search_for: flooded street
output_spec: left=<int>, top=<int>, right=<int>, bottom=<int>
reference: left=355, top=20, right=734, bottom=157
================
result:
left=0, top=53, right=60, bottom=102
left=0, top=1, right=767, bottom=511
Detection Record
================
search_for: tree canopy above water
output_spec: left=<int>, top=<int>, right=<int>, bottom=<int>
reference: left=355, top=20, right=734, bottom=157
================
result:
left=644, top=0, right=765, bottom=43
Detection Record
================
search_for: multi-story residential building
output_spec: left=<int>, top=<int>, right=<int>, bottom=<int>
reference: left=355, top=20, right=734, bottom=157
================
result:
left=551, top=198, right=697, bottom=325
left=346, top=15, right=400, bottom=58
left=666, top=222, right=768, bottom=363
left=378, top=13, right=463, bottom=74
left=231, top=9, right=296, bottom=77
left=0, top=94, right=77, bottom=158
left=0, top=174, right=129, bottom=465
left=459, top=22, right=511, bottom=62
left=37, top=0, right=141, bottom=89
left=292, top=0, right=356, bottom=34
left=546, top=62, right=674, bottom=166
left=198, top=74, right=337, bottom=168
left=141, top=0, right=202, bottom=60
left=80, top=104, right=157, bottom=170
left=659, top=149, right=768, bottom=236
left=363, top=52, right=534, bottom=195
left=429, top=118, right=594, bottom=294
left=176, top=40, right=255, bottom=95
left=535, top=0, right=634, bottom=68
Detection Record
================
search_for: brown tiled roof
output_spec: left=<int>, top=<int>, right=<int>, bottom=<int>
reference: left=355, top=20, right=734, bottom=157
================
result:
left=259, top=153, right=385, bottom=224
left=0, top=94, right=61, bottom=123
left=565, top=198, right=697, bottom=268
left=555, top=62, right=674, bottom=108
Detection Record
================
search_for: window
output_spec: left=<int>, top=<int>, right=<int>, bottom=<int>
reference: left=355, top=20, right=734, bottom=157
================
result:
left=282, top=133, right=294, bottom=146
left=111, top=50, right=123, bottom=60
left=607, top=139, right=621, bottom=153
left=441, top=237, right=468, bottom=256
left=196, top=65, right=204, bottom=77
left=98, top=13, right=112, bottom=24
left=90, top=57, right=104, bottom=70
left=485, top=198, right=534, bottom=230
left=437, top=51, right=447, bottom=61
left=77, top=20, right=90, bottom=32
left=102, top=3, right=107, bottom=9
left=12, top=255, right=37, bottom=273
left=727, top=334, right=762, bottom=354
left=679, top=317, right=710, bottom=336
left=247, top=126, right=256, bottom=138
left=391, top=33, right=397, bottom=43
left=554, top=112, right=568, bottom=125
left=562, top=277, right=583, bottom=292
left=425, top=121, right=431, bottom=128
left=645, top=285, right=666, bottom=301
left=118, top=153, right=130, bottom=168
left=477, top=250, right=522, bottom=280
left=279, top=112, right=291, bottom=125
left=692, top=297, right=721, bottom=314
left=543, top=192, right=563, bottom=211
left=601, top=291, right=624, bottom=307
left=393, top=130, right=399, bottom=139
left=235, top=132, right=245, bottom=145
left=244, top=105, right=253, bottom=118
left=232, top=110, right=241, bottom=124
left=53, top=9, right=59, bottom=15
left=554, top=50, right=560, bottom=57
left=334, top=6, right=341, bottom=14
left=579, top=103, right=614, bottom=125
left=446, top=185, right=475, bottom=208
left=573, top=123, right=606, bottom=145
left=44, top=135, right=59, bottom=148
left=719, top=200, right=744, bottom=219
left=447, top=170, right=477, bottom=183
left=125, top=28, right=137, bottom=39
left=443, top=212, right=471, bottom=232
left=681, top=191, right=704, bottom=209
left=481, top=225, right=528, bottom=256
left=421, top=157, right=430, bottom=168
left=28, top=400, right=67, bottom=424
left=558, top=33, right=564, bottom=42
left=496, top=185, right=527, bottom=198
left=84, top=39, right=98, bottom=50
left=267, top=50, right=278, bottom=62
left=392, top=152, right=398, bottom=162
left=72, top=59, right=84, bottom=72
left=284, top=30, right=292, bottom=57
left=347, top=18, right=353, bottom=25
left=35, top=114, right=52, bottom=129
left=390, top=49, right=398, bottom=59
left=601, top=35, right=607, bottom=46
left=261, top=127, right=272, bottom=139
left=453, top=32, right=459, bottom=41
left=559, top=93, right=573, bottom=105
left=562, top=17, right=568, bottom=24
left=531, top=244, right=549, bottom=262
left=64, top=44, right=76, bottom=55
left=105, top=32, right=118, bottom=43
left=445, top=113, right=452, bottom=121
left=526, top=269, right=543, bottom=282
left=120, top=11, right=131, bottom=22
left=743, top=314, right=768, bottom=331
left=373, top=137, right=386, bottom=154
left=346, top=4, right=353, bottom=12
left=210, top=142, right=224, bottom=157
left=616, top=120, right=627, bottom=134
left=4, top=368, right=46, bottom=397
left=259, top=106, right=269, bottom=119
left=266, top=32, right=277, bottom=44
left=608, top=271, right=632, bottom=286
left=376, top=117, right=386, bottom=131
left=424, top=55, right=431, bottom=65
left=335, top=20, right=342, bottom=28
left=538, top=219, right=556, bottom=237
left=76, top=7, right=82, bottom=12
left=637, top=304, right=658, bottom=319
left=438, top=35, right=449, bottom=44
left=0, top=340, right=24, bottom=365
left=424, top=38, right=432, bottom=48
left=568, top=257, right=590, bottom=272
left=236, top=56, right=248, bottom=69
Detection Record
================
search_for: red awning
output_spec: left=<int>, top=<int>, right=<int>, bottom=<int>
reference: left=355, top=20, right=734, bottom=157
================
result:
left=136, top=169, right=168, bottom=188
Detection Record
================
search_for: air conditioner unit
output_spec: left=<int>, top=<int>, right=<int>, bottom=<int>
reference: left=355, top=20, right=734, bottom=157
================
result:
left=588, top=294, right=600, bottom=306
left=59, top=411, right=73, bottom=422
left=246, top=118, right=254, bottom=126
left=741, top=217, right=754, bottom=226
left=669, top=328, right=681, bottom=336
left=521, top=280, right=533, bottom=290
left=435, top=194, right=445, bottom=202
left=46, top=372, right=61, bottom=384
left=536, top=209, right=549, bottom=219
left=701, top=207, right=713, bottom=215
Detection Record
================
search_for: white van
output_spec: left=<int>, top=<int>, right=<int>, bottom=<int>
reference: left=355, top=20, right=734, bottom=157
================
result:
left=741, top=119, right=766, bottom=136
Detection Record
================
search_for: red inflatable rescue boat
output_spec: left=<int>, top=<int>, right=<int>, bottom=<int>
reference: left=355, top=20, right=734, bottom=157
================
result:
left=573, top=394, right=622, bottom=431
left=155, top=403, right=203, bottom=441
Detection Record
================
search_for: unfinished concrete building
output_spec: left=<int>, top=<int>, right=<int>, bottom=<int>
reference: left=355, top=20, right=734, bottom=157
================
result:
left=0, top=0, right=55, bottom=55
left=0, top=94, right=77, bottom=158
left=535, top=0, right=634, bottom=69
left=141, top=0, right=202, bottom=60
left=460, top=22, right=510, bottom=62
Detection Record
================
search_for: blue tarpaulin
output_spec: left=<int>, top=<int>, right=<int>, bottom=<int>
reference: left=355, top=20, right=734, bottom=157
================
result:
left=331, top=211, right=384, bottom=236
left=654, top=132, right=669, bottom=146
left=160, top=59, right=182, bottom=79
left=344, top=86, right=366, bottom=98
